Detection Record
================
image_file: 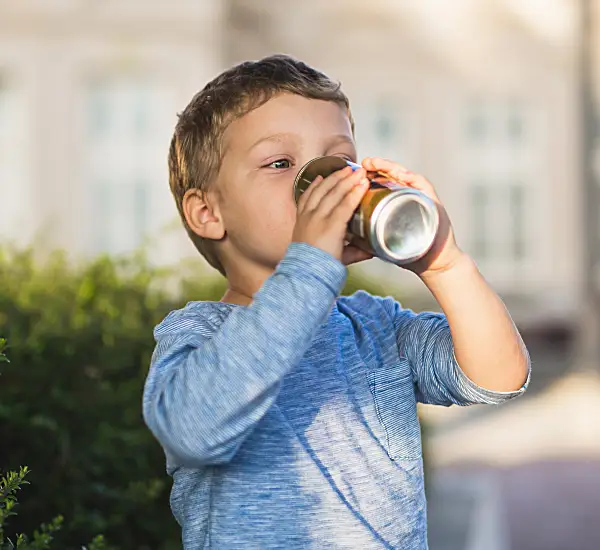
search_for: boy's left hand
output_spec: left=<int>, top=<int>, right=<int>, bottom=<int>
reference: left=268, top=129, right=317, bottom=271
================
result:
left=362, top=157, right=464, bottom=278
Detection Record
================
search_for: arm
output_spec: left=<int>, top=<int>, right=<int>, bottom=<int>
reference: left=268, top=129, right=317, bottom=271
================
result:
left=145, top=155, right=373, bottom=467
left=388, top=298, right=529, bottom=407
left=361, top=157, right=530, bottom=404
left=142, top=243, right=346, bottom=467
left=380, top=253, right=530, bottom=406
left=386, top=255, right=530, bottom=406
left=421, top=252, right=530, bottom=393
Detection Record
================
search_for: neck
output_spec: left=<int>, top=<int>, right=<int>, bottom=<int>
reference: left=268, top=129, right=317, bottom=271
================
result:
left=220, top=255, right=275, bottom=305
left=221, top=287, right=254, bottom=305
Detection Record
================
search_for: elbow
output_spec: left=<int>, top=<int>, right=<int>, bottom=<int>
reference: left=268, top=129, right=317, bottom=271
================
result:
left=515, top=346, right=532, bottom=392
left=144, top=401, right=242, bottom=467
left=165, top=434, right=241, bottom=467
left=505, top=339, right=531, bottom=392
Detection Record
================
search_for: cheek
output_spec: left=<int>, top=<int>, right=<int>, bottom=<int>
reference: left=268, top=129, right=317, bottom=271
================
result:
left=224, top=181, right=296, bottom=235
left=259, top=184, right=296, bottom=221
left=280, top=187, right=298, bottom=222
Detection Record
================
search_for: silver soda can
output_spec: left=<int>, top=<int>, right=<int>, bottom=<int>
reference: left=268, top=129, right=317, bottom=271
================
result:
left=293, top=156, right=439, bottom=265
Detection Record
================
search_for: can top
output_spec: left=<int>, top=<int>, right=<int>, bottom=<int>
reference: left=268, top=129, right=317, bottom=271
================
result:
left=372, top=190, right=439, bottom=264
left=293, top=156, right=349, bottom=203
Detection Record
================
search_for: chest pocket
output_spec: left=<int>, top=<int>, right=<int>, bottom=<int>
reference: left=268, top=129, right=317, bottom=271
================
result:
left=368, top=358, right=423, bottom=461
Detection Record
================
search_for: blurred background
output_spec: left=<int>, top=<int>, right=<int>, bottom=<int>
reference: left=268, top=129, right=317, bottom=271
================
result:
left=1, top=0, right=599, bottom=549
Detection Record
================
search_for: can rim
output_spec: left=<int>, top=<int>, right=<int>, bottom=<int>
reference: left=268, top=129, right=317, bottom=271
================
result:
left=369, top=189, right=439, bottom=265
left=293, top=156, right=350, bottom=203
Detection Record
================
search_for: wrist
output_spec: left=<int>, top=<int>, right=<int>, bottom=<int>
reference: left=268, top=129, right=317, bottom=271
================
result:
left=280, top=242, right=347, bottom=295
left=418, top=251, right=477, bottom=288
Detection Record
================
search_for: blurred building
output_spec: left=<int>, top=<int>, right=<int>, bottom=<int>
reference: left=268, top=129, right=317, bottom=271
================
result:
left=224, top=0, right=597, bottom=331
left=1, top=0, right=599, bottom=330
left=0, top=0, right=223, bottom=264
left=2, top=3, right=599, bottom=549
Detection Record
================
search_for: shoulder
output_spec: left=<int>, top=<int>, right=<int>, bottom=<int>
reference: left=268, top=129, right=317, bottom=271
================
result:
left=154, top=301, right=238, bottom=341
left=338, top=291, right=441, bottom=335
left=336, top=290, right=402, bottom=321
left=336, top=291, right=407, bottom=340
left=149, top=301, right=238, bottom=372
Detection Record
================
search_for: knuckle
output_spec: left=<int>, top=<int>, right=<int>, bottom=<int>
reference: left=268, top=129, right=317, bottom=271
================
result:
left=338, top=175, right=358, bottom=194
left=343, top=192, right=358, bottom=208
left=310, top=204, right=327, bottom=219
left=333, top=167, right=352, bottom=181
left=330, top=195, right=356, bottom=220
left=322, top=173, right=339, bottom=186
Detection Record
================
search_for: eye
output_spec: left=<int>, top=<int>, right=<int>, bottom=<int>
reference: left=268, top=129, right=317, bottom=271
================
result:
left=264, top=158, right=292, bottom=169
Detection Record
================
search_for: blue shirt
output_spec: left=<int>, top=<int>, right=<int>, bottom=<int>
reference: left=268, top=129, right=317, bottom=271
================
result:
left=143, top=243, right=529, bottom=549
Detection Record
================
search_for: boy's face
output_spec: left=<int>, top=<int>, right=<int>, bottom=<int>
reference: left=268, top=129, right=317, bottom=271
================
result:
left=216, top=93, right=357, bottom=273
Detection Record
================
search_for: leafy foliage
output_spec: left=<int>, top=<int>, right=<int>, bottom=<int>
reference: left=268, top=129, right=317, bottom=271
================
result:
left=0, top=250, right=204, bottom=549
left=0, top=339, right=7, bottom=363
left=0, top=466, right=111, bottom=550
left=0, top=247, right=402, bottom=548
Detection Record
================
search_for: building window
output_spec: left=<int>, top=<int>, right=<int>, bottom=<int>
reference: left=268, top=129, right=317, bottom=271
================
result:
left=506, top=104, right=524, bottom=143
left=469, top=184, right=490, bottom=260
left=468, top=181, right=527, bottom=263
left=83, top=77, right=169, bottom=256
left=133, top=178, right=149, bottom=243
left=464, top=99, right=532, bottom=266
left=0, top=76, right=31, bottom=241
left=87, top=85, right=110, bottom=140
left=133, top=87, right=151, bottom=139
left=465, top=104, right=488, bottom=144
left=509, top=183, right=526, bottom=260
left=465, top=100, right=527, bottom=146
left=92, top=179, right=112, bottom=253
left=374, top=101, right=396, bottom=147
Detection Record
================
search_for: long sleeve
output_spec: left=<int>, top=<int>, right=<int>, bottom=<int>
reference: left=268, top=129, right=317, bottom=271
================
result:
left=381, top=298, right=530, bottom=407
left=142, top=243, right=347, bottom=468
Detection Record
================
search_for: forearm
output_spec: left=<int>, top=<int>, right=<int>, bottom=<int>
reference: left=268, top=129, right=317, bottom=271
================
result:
left=144, top=243, right=347, bottom=466
left=420, top=253, right=530, bottom=392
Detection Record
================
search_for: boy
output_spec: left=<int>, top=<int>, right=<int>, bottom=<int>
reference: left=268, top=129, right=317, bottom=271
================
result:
left=143, top=54, right=530, bottom=549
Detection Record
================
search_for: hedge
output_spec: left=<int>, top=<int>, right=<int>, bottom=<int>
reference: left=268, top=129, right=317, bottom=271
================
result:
left=0, top=247, right=404, bottom=549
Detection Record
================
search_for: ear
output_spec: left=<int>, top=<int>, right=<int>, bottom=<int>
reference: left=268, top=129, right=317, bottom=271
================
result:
left=182, top=188, right=225, bottom=240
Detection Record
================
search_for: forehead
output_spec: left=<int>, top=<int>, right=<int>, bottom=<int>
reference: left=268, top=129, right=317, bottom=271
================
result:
left=222, top=93, right=353, bottom=154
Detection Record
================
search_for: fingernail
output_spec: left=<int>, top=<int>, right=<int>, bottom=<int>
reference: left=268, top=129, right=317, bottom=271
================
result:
left=361, top=178, right=369, bottom=186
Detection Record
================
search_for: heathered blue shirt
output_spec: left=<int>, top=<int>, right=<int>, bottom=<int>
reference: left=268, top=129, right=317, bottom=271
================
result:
left=143, top=243, right=529, bottom=549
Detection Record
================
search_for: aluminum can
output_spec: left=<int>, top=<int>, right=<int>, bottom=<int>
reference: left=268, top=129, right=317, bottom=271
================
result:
left=293, top=156, right=439, bottom=265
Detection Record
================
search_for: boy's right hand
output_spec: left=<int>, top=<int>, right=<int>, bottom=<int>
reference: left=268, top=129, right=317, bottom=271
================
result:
left=292, top=165, right=373, bottom=265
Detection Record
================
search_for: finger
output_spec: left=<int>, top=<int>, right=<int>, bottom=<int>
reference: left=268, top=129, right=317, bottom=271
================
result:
left=342, top=245, right=374, bottom=266
left=296, top=175, right=323, bottom=212
left=303, top=166, right=354, bottom=212
left=395, top=171, right=438, bottom=198
left=315, top=168, right=368, bottom=214
left=362, top=157, right=411, bottom=181
left=363, top=157, right=438, bottom=198
left=329, top=178, right=370, bottom=224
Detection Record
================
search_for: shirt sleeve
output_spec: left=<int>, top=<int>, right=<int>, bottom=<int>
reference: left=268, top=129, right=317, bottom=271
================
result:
left=142, top=242, right=347, bottom=468
left=381, top=297, right=530, bottom=407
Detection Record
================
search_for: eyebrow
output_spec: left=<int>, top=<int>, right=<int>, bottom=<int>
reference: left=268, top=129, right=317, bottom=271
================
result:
left=247, top=132, right=355, bottom=152
left=248, top=132, right=296, bottom=152
left=326, top=134, right=356, bottom=149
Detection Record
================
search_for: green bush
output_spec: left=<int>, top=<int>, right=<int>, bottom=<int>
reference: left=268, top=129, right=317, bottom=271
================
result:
left=0, top=466, right=111, bottom=550
left=0, top=247, right=404, bottom=549
left=1, top=343, right=110, bottom=550
left=0, top=249, right=228, bottom=549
